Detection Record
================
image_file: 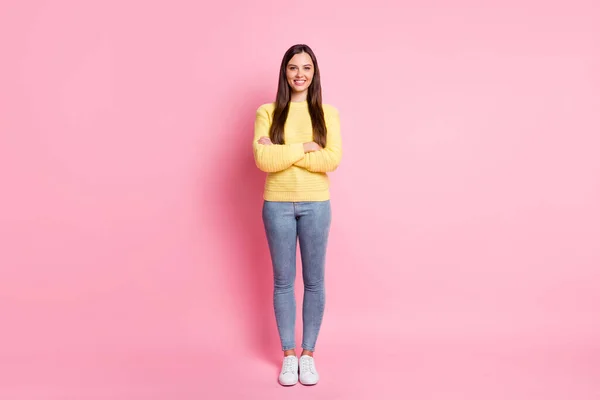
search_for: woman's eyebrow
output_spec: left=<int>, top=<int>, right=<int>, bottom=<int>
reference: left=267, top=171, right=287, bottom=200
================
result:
left=288, top=63, right=313, bottom=67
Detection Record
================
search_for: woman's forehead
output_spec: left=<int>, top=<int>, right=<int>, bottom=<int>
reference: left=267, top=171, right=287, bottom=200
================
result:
left=288, top=53, right=313, bottom=65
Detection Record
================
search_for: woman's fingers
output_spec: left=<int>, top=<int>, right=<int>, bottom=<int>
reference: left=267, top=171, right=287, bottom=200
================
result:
left=258, top=136, right=273, bottom=145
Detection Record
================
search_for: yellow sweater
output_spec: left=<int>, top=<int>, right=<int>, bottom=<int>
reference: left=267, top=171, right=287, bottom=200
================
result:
left=253, top=100, right=342, bottom=202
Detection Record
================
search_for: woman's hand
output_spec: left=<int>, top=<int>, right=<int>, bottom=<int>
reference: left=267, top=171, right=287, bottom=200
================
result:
left=258, top=136, right=273, bottom=145
left=303, top=142, right=322, bottom=153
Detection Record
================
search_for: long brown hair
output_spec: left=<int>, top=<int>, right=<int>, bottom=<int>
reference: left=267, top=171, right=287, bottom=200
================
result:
left=269, top=44, right=327, bottom=148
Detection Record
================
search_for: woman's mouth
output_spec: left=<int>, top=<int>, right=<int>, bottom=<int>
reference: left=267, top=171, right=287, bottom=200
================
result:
left=294, top=79, right=306, bottom=86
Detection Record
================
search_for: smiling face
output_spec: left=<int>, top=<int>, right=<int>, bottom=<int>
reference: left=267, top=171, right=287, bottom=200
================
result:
left=286, top=52, right=314, bottom=99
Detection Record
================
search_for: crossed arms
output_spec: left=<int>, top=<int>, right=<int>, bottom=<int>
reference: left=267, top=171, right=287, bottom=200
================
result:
left=252, top=106, right=342, bottom=173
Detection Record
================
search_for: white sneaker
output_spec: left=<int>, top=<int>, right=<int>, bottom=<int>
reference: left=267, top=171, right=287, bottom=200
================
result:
left=278, top=355, right=298, bottom=386
left=299, top=355, right=319, bottom=385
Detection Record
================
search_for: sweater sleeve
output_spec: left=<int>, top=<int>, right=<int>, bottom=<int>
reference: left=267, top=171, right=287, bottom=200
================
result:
left=253, top=106, right=305, bottom=173
left=294, top=107, right=342, bottom=172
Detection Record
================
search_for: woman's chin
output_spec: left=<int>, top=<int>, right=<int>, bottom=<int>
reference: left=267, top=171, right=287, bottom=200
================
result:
left=291, top=87, right=309, bottom=94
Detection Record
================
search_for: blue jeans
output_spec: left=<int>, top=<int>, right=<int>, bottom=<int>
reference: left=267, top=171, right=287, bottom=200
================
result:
left=262, top=200, right=331, bottom=352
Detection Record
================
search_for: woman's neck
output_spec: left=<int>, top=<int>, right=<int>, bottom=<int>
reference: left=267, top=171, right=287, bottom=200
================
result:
left=290, top=92, right=308, bottom=102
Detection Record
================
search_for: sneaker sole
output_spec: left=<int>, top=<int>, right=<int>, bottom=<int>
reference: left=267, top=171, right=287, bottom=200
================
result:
left=279, top=376, right=298, bottom=386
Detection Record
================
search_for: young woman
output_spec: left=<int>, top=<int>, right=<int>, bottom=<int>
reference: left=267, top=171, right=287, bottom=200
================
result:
left=252, top=44, right=342, bottom=386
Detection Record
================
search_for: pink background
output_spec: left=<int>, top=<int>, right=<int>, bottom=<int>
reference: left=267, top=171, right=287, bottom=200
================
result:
left=1, top=0, right=599, bottom=398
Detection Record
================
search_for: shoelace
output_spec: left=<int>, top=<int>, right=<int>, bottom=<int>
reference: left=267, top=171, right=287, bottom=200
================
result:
left=301, top=357, right=316, bottom=374
left=282, top=357, right=297, bottom=374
